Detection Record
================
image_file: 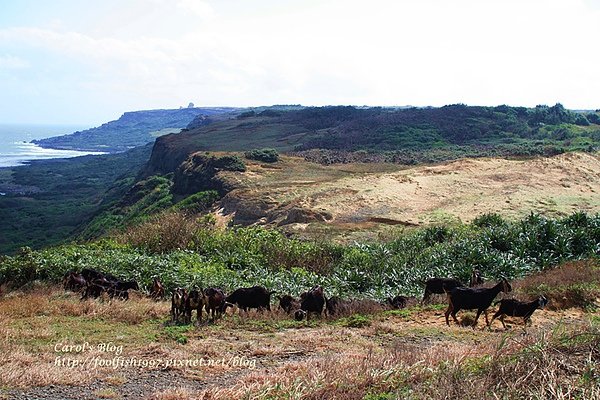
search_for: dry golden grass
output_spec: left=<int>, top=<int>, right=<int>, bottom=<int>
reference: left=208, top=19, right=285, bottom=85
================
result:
left=149, top=387, right=197, bottom=400
left=1, top=281, right=598, bottom=398
left=114, top=211, right=216, bottom=253
left=0, top=286, right=169, bottom=323
left=515, top=260, right=600, bottom=310
left=93, top=388, right=119, bottom=399
left=220, top=153, right=600, bottom=240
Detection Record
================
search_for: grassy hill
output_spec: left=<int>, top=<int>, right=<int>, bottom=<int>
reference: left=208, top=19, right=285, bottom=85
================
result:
left=142, top=104, right=600, bottom=177
left=3, top=104, right=600, bottom=255
left=32, top=107, right=240, bottom=153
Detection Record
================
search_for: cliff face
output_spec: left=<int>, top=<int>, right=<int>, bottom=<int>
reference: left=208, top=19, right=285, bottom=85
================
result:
left=171, top=152, right=246, bottom=196
left=142, top=133, right=201, bottom=177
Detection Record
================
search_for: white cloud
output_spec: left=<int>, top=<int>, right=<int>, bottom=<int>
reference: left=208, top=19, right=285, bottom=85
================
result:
left=0, top=54, right=29, bottom=69
left=176, top=0, right=216, bottom=20
left=0, top=0, right=599, bottom=124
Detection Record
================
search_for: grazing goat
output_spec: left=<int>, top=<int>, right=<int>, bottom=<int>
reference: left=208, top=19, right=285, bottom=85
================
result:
left=470, top=269, right=485, bottom=287
left=297, top=285, right=326, bottom=321
left=325, top=296, right=355, bottom=316
left=63, top=271, right=86, bottom=292
left=171, top=288, right=188, bottom=323
left=278, top=295, right=299, bottom=314
left=325, top=296, right=343, bottom=316
left=185, top=289, right=206, bottom=324
left=386, top=295, right=412, bottom=309
left=445, top=278, right=512, bottom=328
left=150, top=277, right=165, bottom=300
left=422, top=278, right=465, bottom=304
left=81, top=268, right=118, bottom=284
left=226, top=286, right=275, bottom=312
left=107, top=280, right=139, bottom=301
left=81, top=277, right=137, bottom=301
left=490, top=295, right=548, bottom=329
left=203, top=288, right=232, bottom=320
left=81, top=280, right=107, bottom=300
left=111, top=280, right=138, bottom=292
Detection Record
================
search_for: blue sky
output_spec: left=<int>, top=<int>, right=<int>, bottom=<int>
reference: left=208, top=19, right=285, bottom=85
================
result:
left=1, top=0, right=599, bottom=125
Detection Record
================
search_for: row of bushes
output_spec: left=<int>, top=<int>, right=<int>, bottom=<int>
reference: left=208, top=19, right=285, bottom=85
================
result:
left=1, top=212, right=599, bottom=302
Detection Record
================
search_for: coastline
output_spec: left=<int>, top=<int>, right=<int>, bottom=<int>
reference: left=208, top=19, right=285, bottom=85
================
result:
left=0, top=141, right=107, bottom=169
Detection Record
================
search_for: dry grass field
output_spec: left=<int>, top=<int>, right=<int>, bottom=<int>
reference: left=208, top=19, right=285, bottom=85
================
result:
left=220, top=152, right=600, bottom=241
left=1, top=262, right=598, bottom=399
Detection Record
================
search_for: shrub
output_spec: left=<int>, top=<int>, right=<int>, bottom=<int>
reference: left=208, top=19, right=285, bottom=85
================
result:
left=115, top=212, right=202, bottom=253
left=517, top=260, right=600, bottom=310
left=173, top=190, right=219, bottom=213
left=244, top=148, right=280, bottom=163
left=472, top=213, right=506, bottom=228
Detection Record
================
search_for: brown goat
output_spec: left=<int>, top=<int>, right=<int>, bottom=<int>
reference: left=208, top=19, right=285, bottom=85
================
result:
left=185, top=289, right=206, bottom=324
left=171, top=288, right=188, bottom=323
left=150, top=278, right=165, bottom=300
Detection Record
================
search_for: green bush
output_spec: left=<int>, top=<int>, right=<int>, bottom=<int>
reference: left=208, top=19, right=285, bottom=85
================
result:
left=174, top=191, right=219, bottom=213
left=2, top=212, right=600, bottom=301
left=244, top=148, right=280, bottom=163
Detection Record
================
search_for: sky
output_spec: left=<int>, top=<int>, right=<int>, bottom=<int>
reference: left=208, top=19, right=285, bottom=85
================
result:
left=0, top=0, right=599, bottom=125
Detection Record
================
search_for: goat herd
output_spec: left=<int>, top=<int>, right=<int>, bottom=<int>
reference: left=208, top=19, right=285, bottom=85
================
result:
left=62, top=268, right=549, bottom=330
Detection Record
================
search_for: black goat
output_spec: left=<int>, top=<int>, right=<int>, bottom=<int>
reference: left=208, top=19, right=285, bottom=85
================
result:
left=386, top=295, right=412, bottom=309
left=422, top=278, right=465, bottom=304
left=278, top=295, right=299, bottom=314
left=81, top=268, right=119, bottom=284
left=445, top=278, right=512, bottom=328
left=297, top=285, right=326, bottom=321
left=423, top=269, right=485, bottom=304
left=325, top=296, right=348, bottom=316
left=226, top=286, right=275, bottom=312
left=81, top=280, right=107, bottom=300
left=490, top=295, right=548, bottom=329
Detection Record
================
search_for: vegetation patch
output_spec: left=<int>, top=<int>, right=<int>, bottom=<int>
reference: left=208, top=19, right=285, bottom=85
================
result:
left=244, top=148, right=280, bottom=163
left=2, top=212, right=600, bottom=303
left=517, top=260, right=600, bottom=310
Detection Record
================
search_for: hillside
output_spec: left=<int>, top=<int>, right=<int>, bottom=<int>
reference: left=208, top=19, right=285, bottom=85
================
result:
left=4, top=103, right=600, bottom=254
left=32, top=107, right=239, bottom=153
left=215, top=152, right=600, bottom=240
left=0, top=145, right=153, bottom=254
left=142, top=104, right=600, bottom=176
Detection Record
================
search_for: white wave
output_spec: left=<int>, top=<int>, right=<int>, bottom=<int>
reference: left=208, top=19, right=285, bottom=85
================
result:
left=0, top=142, right=106, bottom=167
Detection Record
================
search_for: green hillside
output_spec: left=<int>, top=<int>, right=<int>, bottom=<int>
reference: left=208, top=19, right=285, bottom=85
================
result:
left=3, top=103, right=600, bottom=255
left=32, top=107, right=239, bottom=153
left=144, top=104, right=600, bottom=175
left=0, top=145, right=152, bottom=254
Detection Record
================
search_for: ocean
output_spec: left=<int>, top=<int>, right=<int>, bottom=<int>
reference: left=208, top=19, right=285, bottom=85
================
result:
left=0, top=123, right=101, bottom=168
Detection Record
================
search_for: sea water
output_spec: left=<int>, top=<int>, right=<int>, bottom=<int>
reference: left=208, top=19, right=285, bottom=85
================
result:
left=0, top=123, right=102, bottom=168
